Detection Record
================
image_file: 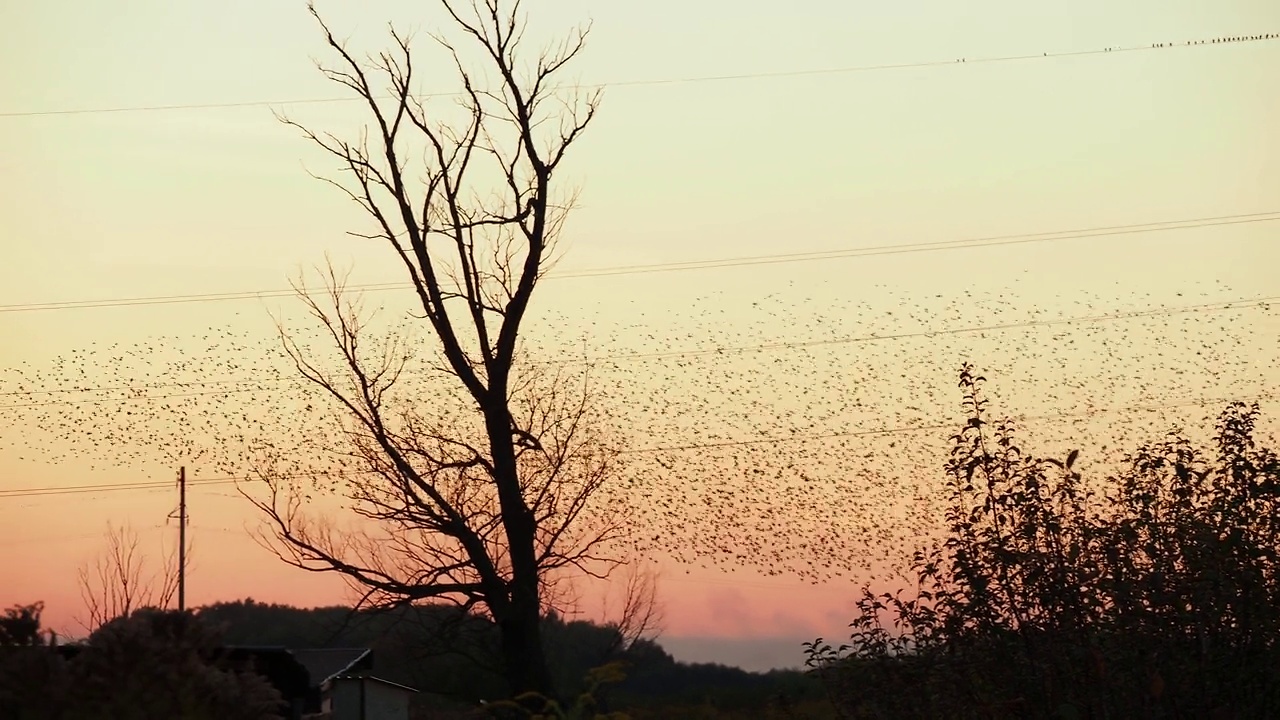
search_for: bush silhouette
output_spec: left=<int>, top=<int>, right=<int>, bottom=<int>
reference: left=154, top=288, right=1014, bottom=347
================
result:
left=807, top=364, right=1280, bottom=718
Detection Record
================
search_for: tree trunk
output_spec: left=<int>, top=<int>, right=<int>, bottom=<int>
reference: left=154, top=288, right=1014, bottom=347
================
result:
left=499, top=587, right=553, bottom=699
left=484, top=398, right=555, bottom=699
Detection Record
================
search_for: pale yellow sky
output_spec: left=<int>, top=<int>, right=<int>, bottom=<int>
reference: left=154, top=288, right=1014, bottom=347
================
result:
left=1, top=0, right=1278, bottom=669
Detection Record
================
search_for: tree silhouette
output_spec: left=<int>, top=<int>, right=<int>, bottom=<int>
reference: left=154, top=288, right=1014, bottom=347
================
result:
left=0, top=603, right=68, bottom=720
left=76, top=522, right=182, bottom=631
left=70, top=610, right=283, bottom=720
left=2, top=605, right=282, bottom=719
left=0, top=603, right=49, bottom=647
left=243, top=0, right=608, bottom=698
left=807, top=364, right=1280, bottom=718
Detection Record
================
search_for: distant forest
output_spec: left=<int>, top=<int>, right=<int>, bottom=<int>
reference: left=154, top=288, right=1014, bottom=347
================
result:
left=0, top=598, right=826, bottom=719
left=197, top=600, right=825, bottom=718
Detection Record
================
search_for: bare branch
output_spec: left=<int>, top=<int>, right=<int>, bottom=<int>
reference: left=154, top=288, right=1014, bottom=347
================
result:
left=76, top=523, right=184, bottom=632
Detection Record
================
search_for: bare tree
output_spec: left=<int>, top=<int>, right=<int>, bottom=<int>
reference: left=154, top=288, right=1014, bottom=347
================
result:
left=599, top=560, right=664, bottom=657
left=245, top=0, right=616, bottom=697
left=77, top=523, right=181, bottom=631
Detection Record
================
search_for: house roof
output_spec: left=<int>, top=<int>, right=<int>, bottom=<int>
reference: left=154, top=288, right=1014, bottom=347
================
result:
left=290, top=647, right=373, bottom=687
left=332, top=674, right=419, bottom=694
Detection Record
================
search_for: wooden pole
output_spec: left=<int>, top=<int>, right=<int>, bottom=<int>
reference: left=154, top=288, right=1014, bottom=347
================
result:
left=178, top=466, right=186, bottom=612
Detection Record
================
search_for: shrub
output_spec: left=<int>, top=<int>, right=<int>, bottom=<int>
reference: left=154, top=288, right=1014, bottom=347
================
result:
left=808, top=364, right=1280, bottom=718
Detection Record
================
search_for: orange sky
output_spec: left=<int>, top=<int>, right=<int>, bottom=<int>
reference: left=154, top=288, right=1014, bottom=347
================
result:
left=2, top=0, right=1279, bottom=670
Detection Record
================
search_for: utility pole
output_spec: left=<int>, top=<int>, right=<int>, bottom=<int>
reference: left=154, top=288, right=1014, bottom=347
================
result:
left=178, top=465, right=187, bottom=612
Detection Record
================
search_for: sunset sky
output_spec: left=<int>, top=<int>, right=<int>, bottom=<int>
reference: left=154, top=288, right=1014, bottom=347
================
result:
left=2, top=0, right=1278, bottom=670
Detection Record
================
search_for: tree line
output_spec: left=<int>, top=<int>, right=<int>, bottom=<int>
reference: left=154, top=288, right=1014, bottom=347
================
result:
left=0, top=600, right=827, bottom=719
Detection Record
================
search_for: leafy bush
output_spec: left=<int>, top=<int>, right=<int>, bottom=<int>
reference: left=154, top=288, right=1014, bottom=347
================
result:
left=807, top=364, right=1280, bottom=718
left=0, top=607, right=283, bottom=720
left=478, top=661, right=631, bottom=719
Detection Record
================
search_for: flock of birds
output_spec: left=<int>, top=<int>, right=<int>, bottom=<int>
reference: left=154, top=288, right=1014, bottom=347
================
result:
left=1, top=274, right=1274, bottom=585
left=1136, top=33, right=1280, bottom=49
left=0, top=13, right=1276, bottom=602
left=951, top=33, right=1280, bottom=63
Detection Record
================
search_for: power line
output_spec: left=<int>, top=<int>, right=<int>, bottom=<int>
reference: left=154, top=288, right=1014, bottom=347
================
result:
left=0, top=387, right=272, bottom=409
left=0, top=391, right=1271, bottom=500
left=630, top=392, right=1276, bottom=453
left=0, top=293, right=1273, bottom=409
left=0, top=524, right=167, bottom=549
left=587, top=296, right=1277, bottom=363
left=1, top=293, right=1273, bottom=407
left=0, top=477, right=238, bottom=499
left=2, top=33, right=1276, bottom=118
left=560, top=214, right=1279, bottom=278
left=1, top=211, right=1275, bottom=314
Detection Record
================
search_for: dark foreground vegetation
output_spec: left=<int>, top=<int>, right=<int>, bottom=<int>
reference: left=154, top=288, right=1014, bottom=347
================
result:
left=0, top=606, right=283, bottom=720
left=4, top=365, right=1276, bottom=719
left=806, top=365, right=1280, bottom=719
left=0, top=600, right=829, bottom=719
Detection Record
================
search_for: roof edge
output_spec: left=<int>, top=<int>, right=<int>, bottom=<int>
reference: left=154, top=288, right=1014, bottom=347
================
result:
left=332, top=674, right=419, bottom=693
